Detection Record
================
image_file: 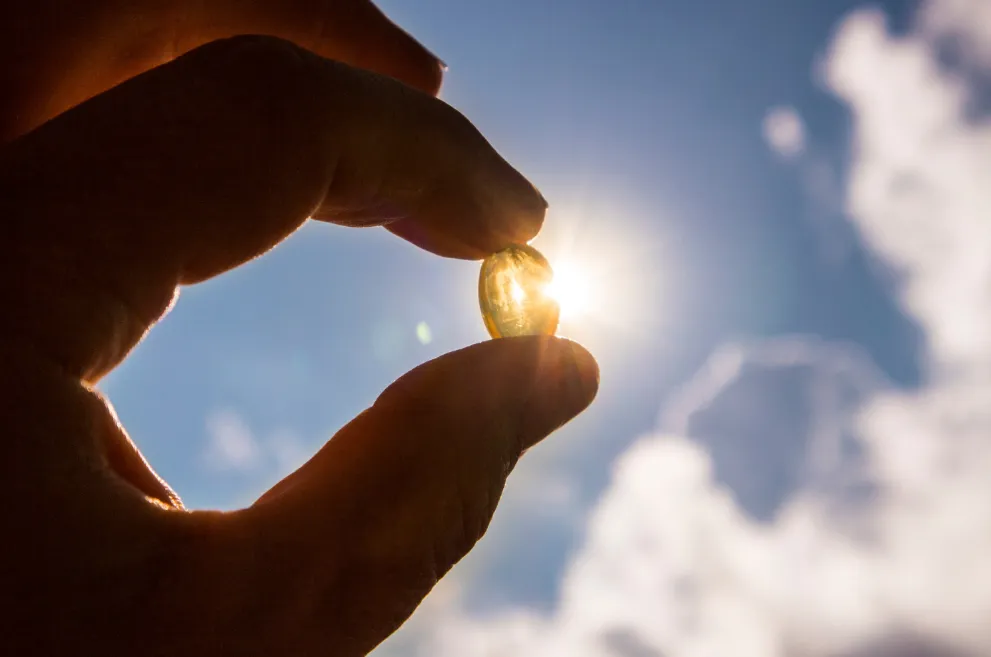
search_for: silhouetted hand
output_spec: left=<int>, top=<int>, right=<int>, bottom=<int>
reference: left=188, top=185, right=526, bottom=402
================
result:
left=0, top=2, right=598, bottom=655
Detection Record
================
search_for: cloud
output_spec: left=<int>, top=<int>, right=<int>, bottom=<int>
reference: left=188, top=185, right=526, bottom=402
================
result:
left=920, top=0, right=991, bottom=67
left=762, top=108, right=853, bottom=265
left=414, top=346, right=991, bottom=657
left=202, top=410, right=311, bottom=477
left=202, top=408, right=262, bottom=472
left=661, top=339, right=882, bottom=524
left=824, top=6, right=991, bottom=368
left=601, top=629, right=663, bottom=657
left=763, top=106, right=807, bottom=159
left=832, top=631, right=976, bottom=657
left=376, top=3, right=991, bottom=657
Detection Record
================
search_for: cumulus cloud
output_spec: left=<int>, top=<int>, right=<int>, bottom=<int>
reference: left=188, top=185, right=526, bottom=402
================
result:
left=417, top=345, right=888, bottom=657
left=378, top=3, right=991, bottom=657
left=417, top=351, right=991, bottom=656
left=825, top=6, right=991, bottom=368
left=202, top=408, right=262, bottom=472
left=661, top=339, right=882, bottom=524
left=763, top=106, right=807, bottom=159
left=761, top=105, right=854, bottom=265
left=202, top=410, right=311, bottom=476
left=920, top=0, right=991, bottom=66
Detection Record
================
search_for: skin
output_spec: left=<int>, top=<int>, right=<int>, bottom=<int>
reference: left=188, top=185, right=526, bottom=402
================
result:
left=0, top=2, right=599, bottom=656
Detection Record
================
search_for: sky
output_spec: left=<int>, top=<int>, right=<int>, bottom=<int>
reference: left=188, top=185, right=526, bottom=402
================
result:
left=100, top=0, right=991, bottom=655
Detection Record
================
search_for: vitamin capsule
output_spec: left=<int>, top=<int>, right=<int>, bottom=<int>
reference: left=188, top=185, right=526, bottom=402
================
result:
left=478, top=244, right=560, bottom=339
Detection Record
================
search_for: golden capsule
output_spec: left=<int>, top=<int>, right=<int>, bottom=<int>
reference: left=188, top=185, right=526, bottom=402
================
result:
left=478, top=244, right=560, bottom=339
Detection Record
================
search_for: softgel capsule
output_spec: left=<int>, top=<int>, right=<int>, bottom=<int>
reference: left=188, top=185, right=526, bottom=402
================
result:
left=478, top=244, right=560, bottom=339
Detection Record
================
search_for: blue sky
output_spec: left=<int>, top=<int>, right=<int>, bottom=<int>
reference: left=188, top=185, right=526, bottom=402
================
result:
left=102, top=1, right=991, bottom=655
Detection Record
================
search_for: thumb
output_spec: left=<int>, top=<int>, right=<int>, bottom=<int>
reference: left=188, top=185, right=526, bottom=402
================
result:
left=194, top=337, right=597, bottom=656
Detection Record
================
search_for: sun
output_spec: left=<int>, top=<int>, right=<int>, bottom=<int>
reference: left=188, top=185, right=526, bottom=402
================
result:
left=521, top=201, right=660, bottom=342
left=545, top=259, right=595, bottom=321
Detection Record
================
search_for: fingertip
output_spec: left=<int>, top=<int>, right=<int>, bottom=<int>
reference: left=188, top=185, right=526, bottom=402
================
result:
left=383, top=162, right=548, bottom=260
left=388, top=41, right=444, bottom=96
left=356, top=2, right=446, bottom=95
left=482, top=160, right=549, bottom=250
left=516, top=337, right=599, bottom=448
left=504, top=177, right=549, bottom=246
left=418, top=52, right=446, bottom=97
left=311, top=40, right=542, bottom=259
left=563, top=338, right=600, bottom=406
left=375, top=335, right=597, bottom=452
left=385, top=218, right=489, bottom=259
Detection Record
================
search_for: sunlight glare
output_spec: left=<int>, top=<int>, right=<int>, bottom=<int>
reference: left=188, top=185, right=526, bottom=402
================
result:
left=526, top=199, right=667, bottom=345
left=545, top=260, right=595, bottom=320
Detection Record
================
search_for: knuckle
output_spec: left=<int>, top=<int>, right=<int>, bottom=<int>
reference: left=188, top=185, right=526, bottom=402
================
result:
left=182, top=35, right=315, bottom=103
left=195, top=34, right=307, bottom=74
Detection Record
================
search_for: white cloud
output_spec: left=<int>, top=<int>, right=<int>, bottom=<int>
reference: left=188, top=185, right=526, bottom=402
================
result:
left=763, top=106, right=807, bottom=159
left=825, top=7, right=991, bottom=369
left=412, top=349, right=991, bottom=657
left=202, top=408, right=262, bottom=472
left=762, top=106, right=854, bottom=265
left=377, top=3, right=991, bottom=657
left=411, top=344, right=885, bottom=657
left=661, top=339, right=882, bottom=524
left=202, top=411, right=313, bottom=477
left=920, top=0, right=991, bottom=66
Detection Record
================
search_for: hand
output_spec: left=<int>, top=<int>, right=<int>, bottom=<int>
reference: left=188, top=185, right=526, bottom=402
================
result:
left=0, top=3, right=599, bottom=656
left=0, top=0, right=445, bottom=141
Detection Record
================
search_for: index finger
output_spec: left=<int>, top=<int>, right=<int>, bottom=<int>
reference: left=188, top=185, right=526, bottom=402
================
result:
left=2, top=0, right=442, bottom=141
left=0, top=36, right=546, bottom=381
left=179, top=0, right=444, bottom=93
